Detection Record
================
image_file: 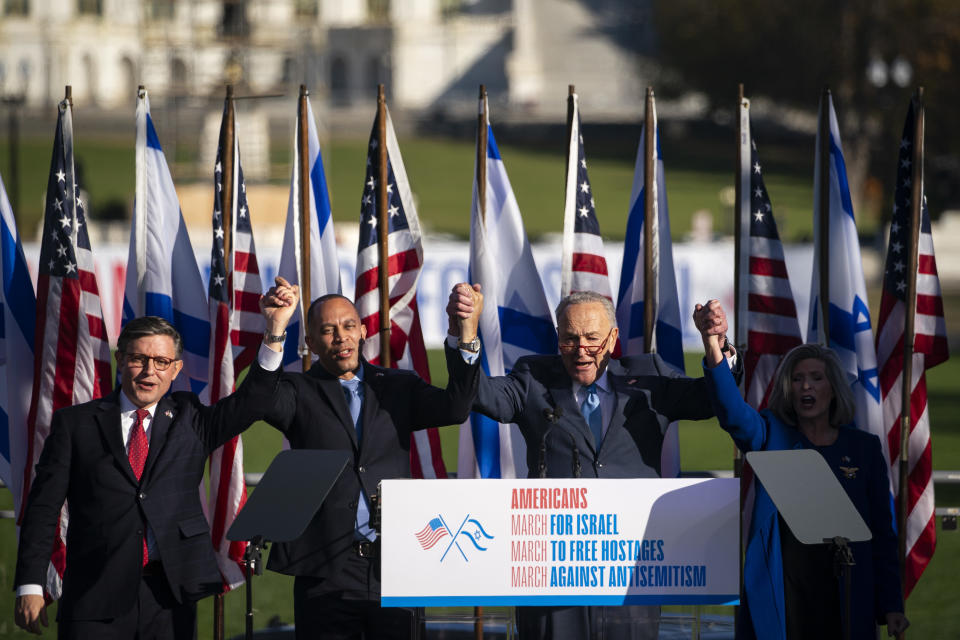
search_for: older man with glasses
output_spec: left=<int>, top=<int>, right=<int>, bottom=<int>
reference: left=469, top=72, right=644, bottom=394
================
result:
left=446, top=287, right=740, bottom=640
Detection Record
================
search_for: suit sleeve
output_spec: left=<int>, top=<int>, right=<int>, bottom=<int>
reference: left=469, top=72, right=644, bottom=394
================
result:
left=645, top=353, right=717, bottom=422
left=197, top=361, right=283, bottom=451
left=865, top=434, right=904, bottom=619
left=701, top=357, right=770, bottom=453
left=408, top=343, right=482, bottom=429
left=470, top=357, right=532, bottom=424
left=15, top=411, right=72, bottom=589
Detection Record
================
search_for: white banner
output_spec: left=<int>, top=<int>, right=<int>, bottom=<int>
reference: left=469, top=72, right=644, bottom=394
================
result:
left=380, top=478, right=740, bottom=606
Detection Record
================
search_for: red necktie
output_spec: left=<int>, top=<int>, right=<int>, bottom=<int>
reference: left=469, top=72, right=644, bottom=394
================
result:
left=128, top=408, right=150, bottom=566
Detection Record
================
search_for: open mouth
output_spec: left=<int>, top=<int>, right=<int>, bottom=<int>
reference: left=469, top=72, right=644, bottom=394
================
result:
left=334, top=348, right=354, bottom=361
left=799, top=394, right=816, bottom=409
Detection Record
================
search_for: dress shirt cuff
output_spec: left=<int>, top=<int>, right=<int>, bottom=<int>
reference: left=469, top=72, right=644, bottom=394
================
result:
left=16, top=584, right=43, bottom=597
left=257, top=342, right=284, bottom=371
left=446, top=334, right=480, bottom=365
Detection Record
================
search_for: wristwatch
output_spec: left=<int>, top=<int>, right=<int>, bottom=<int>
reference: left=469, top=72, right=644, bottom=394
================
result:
left=720, top=334, right=734, bottom=355
left=458, top=336, right=481, bottom=353
left=264, top=331, right=287, bottom=344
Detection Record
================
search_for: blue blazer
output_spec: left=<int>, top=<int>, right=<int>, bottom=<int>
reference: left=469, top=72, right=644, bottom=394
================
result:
left=702, top=361, right=902, bottom=640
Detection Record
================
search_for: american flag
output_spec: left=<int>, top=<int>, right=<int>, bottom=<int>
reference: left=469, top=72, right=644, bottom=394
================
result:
left=876, top=99, right=948, bottom=597
left=354, top=104, right=447, bottom=479
left=22, top=99, right=113, bottom=598
left=561, top=92, right=613, bottom=302
left=736, top=105, right=803, bottom=409
left=205, top=100, right=262, bottom=590
left=414, top=517, right=449, bottom=550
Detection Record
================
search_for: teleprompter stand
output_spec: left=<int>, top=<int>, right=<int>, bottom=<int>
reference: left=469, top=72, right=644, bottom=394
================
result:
left=746, top=450, right=871, bottom=640
left=227, top=449, right=351, bottom=640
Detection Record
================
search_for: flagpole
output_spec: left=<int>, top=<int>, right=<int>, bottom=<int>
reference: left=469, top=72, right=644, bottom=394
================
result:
left=474, top=84, right=487, bottom=640
left=297, top=85, right=312, bottom=372
left=374, top=85, right=391, bottom=368
left=212, top=83, right=236, bottom=640
left=732, top=83, right=746, bottom=639
left=564, top=84, right=575, bottom=177
left=897, top=87, right=924, bottom=608
left=643, top=87, right=656, bottom=354
left=816, top=88, right=831, bottom=346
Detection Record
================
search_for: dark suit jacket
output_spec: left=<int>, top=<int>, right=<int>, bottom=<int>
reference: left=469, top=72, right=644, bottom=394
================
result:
left=262, top=345, right=479, bottom=582
left=474, top=353, right=739, bottom=478
left=14, top=364, right=279, bottom=621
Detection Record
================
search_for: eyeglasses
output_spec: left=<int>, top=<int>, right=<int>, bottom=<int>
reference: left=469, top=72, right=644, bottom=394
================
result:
left=558, top=329, right=614, bottom=356
left=121, top=352, right=179, bottom=371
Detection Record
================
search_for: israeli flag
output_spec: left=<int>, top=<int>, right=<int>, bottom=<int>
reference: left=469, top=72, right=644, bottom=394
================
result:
left=278, top=94, right=341, bottom=371
left=808, top=94, right=883, bottom=441
left=458, top=117, right=558, bottom=479
left=0, top=171, right=35, bottom=516
left=123, top=89, right=210, bottom=397
left=616, top=102, right=684, bottom=477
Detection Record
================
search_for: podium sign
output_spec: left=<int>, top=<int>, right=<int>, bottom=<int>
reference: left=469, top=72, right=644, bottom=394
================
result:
left=380, top=478, right=739, bottom=607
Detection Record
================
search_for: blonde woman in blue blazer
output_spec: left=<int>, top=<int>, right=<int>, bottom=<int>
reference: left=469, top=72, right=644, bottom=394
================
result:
left=695, top=301, right=908, bottom=640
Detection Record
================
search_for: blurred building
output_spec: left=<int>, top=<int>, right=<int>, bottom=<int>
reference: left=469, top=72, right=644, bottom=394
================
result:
left=0, top=0, right=654, bottom=118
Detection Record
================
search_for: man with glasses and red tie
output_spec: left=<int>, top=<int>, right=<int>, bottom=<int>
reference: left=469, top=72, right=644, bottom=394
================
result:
left=446, top=287, right=739, bottom=640
left=14, top=279, right=299, bottom=639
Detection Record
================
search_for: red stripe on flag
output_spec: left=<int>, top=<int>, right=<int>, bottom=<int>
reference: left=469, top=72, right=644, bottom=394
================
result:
left=917, top=254, right=936, bottom=274
left=234, top=250, right=260, bottom=275
left=748, top=257, right=789, bottom=278
left=87, top=314, right=107, bottom=342
left=53, top=280, right=82, bottom=411
left=210, top=301, right=231, bottom=402
left=233, top=290, right=262, bottom=314
left=571, top=253, right=609, bottom=276
left=78, top=268, right=99, bottom=293
left=747, top=293, right=798, bottom=317
left=903, top=514, right=936, bottom=598
left=914, top=294, right=944, bottom=318
left=211, top=436, right=244, bottom=546
left=746, top=331, right=802, bottom=354
left=355, top=249, right=421, bottom=298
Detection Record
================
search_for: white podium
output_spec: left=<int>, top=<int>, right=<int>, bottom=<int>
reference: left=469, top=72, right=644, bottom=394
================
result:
left=379, top=478, right=739, bottom=608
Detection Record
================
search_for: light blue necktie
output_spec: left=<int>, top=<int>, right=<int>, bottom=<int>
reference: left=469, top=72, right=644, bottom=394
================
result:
left=341, top=377, right=375, bottom=541
left=581, top=383, right=603, bottom=447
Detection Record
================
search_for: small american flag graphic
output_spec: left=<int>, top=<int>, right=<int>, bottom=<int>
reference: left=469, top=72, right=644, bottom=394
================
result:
left=415, top=518, right=449, bottom=550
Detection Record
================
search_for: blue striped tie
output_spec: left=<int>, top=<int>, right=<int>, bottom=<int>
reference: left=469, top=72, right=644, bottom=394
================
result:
left=581, top=383, right=603, bottom=447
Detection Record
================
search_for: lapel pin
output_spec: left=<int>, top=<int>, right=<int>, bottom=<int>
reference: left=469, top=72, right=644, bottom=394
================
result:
left=164, top=410, right=174, bottom=419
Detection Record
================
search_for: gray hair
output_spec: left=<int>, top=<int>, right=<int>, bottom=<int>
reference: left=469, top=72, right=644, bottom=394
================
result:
left=555, top=291, right=617, bottom=329
left=767, top=344, right=855, bottom=427
left=117, top=316, right=183, bottom=358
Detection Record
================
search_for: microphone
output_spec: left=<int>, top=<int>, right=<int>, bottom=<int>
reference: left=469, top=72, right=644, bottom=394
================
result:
left=567, top=431, right=582, bottom=479
left=539, top=407, right=564, bottom=479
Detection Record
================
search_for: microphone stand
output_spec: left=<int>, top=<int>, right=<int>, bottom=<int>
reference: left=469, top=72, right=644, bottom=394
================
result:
left=243, top=535, right=265, bottom=640
left=826, top=535, right=854, bottom=640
